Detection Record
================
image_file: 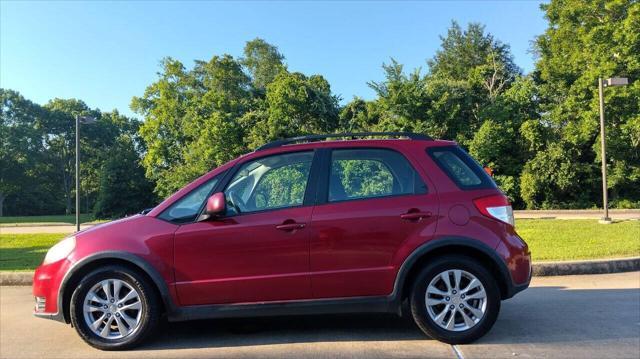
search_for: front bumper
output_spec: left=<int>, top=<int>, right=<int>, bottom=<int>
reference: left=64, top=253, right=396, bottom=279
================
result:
left=32, top=259, right=71, bottom=323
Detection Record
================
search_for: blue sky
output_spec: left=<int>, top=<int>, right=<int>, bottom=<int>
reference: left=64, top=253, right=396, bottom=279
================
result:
left=1, top=1, right=547, bottom=119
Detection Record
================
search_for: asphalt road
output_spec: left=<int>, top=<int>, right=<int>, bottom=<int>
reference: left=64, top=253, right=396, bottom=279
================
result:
left=1, top=272, right=639, bottom=359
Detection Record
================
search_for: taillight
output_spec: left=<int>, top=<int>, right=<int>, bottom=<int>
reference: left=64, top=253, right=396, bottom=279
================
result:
left=473, top=194, right=514, bottom=227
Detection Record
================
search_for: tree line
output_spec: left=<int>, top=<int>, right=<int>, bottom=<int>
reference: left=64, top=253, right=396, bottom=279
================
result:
left=1, top=0, right=638, bottom=217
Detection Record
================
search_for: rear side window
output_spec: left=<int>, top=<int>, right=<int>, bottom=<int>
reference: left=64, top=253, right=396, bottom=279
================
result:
left=427, top=146, right=496, bottom=190
left=329, top=148, right=426, bottom=202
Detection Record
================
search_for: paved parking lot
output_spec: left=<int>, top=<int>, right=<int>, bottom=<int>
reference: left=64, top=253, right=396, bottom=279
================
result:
left=1, top=272, right=639, bottom=359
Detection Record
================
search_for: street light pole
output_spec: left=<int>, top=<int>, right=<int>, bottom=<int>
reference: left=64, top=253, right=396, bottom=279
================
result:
left=597, top=77, right=629, bottom=224
left=75, top=115, right=96, bottom=232
left=75, top=115, right=80, bottom=232
left=597, top=78, right=609, bottom=223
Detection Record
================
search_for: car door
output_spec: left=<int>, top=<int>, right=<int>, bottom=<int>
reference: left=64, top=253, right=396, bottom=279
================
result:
left=310, top=147, right=438, bottom=298
left=173, top=150, right=318, bottom=306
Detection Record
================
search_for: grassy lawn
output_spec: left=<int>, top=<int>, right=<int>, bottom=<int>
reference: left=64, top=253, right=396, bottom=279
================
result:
left=518, top=219, right=640, bottom=261
left=0, top=233, right=67, bottom=271
left=0, top=214, right=96, bottom=225
left=0, top=219, right=638, bottom=271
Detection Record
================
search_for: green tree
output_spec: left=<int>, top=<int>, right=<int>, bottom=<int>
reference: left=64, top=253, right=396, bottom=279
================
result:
left=242, top=38, right=287, bottom=91
left=0, top=89, right=52, bottom=216
left=526, top=0, right=640, bottom=208
left=1, top=89, right=142, bottom=216
left=248, top=71, right=339, bottom=147
left=133, top=55, right=251, bottom=198
left=367, top=22, right=533, bottom=205
left=93, top=136, right=155, bottom=218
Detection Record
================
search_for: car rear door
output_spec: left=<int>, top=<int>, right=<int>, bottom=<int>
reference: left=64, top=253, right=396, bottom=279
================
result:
left=309, top=146, right=438, bottom=298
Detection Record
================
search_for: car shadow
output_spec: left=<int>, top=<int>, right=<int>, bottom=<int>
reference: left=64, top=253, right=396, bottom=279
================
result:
left=137, top=286, right=640, bottom=351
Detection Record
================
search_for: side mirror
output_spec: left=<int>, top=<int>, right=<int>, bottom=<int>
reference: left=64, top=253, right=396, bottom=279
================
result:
left=205, top=192, right=226, bottom=216
left=483, top=166, right=494, bottom=177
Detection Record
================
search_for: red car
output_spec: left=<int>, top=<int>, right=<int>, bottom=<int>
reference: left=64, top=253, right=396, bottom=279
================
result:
left=33, top=132, right=531, bottom=350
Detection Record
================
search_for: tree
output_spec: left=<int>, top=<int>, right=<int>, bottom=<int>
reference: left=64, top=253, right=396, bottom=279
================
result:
left=527, top=0, right=640, bottom=208
left=428, top=21, right=520, bottom=85
left=0, top=89, right=50, bottom=216
left=93, top=136, right=155, bottom=218
left=365, top=22, right=534, bottom=206
left=242, top=38, right=287, bottom=91
left=1, top=89, right=143, bottom=217
left=247, top=71, right=339, bottom=147
left=338, top=97, right=380, bottom=132
left=134, top=40, right=341, bottom=198
left=134, top=54, right=255, bottom=198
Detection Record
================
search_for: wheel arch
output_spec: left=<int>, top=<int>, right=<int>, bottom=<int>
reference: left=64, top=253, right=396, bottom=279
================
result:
left=393, top=237, right=514, bottom=304
left=58, top=252, right=175, bottom=323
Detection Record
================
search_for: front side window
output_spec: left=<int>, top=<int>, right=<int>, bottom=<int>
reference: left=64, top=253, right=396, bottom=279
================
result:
left=329, top=149, right=426, bottom=202
left=224, top=151, right=313, bottom=215
left=159, top=175, right=221, bottom=223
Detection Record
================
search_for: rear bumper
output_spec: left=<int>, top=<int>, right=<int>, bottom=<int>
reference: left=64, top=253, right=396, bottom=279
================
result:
left=505, top=264, right=531, bottom=299
left=497, top=232, right=532, bottom=299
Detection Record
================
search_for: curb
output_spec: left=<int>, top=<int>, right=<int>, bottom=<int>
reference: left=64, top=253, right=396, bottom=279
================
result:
left=2, top=257, right=639, bottom=286
left=0, top=272, right=34, bottom=286
left=532, top=256, right=640, bottom=276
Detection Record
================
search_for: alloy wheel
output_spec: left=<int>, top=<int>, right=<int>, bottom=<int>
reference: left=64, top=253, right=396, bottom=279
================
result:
left=82, top=279, right=143, bottom=339
left=425, top=269, right=487, bottom=331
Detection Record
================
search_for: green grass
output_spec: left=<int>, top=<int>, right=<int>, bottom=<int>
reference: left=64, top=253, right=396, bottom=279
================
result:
left=0, top=219, right=638, bottom=271
left=0, top=214, right=96, bottom=225
left=0, top=233, right=67, bottom=271
left=518, top=219, right=640, bottom=261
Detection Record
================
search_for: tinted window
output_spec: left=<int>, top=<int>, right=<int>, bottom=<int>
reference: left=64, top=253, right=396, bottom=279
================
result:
left=428, top=146, right=496, bottom=189
left=159, top=175, right=221, bottom=223
left=329, top=149, right=426, bottom=202
left=224, top=151, right=313, bottom=214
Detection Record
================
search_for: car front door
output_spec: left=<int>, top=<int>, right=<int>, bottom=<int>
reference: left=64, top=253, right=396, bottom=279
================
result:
left=310, top=147, right=439, bottom=298
left=173, top=150, right=318, bottom=306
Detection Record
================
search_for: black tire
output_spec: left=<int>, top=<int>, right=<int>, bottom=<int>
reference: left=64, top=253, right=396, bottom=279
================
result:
left=410, top=255, right=500, bottom=344
left=70, top=265, right=160, bottom=350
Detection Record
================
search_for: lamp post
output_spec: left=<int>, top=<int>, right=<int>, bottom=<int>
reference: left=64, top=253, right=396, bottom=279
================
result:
left=76, top=115, right=96, bottom=232
left=597, top=77, right=628, bottom=224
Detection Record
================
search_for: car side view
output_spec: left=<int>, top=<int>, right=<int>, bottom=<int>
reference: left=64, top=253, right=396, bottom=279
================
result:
left=33, top=132, right=531, bottom=350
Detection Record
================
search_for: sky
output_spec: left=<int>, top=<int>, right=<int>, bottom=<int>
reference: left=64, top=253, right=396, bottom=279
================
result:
left=1, top=1, right=547, bottom=119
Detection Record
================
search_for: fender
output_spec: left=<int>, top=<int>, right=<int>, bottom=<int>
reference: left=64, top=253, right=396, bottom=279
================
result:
left=390, top=236, right=515, bottom=302
left=57, top=251, right=176, bottom=323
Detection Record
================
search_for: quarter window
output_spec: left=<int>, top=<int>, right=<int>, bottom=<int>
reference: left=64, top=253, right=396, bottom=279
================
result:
left=328, top=149, right=426, bottom=202
left=427, top=146, right=496, bottom=190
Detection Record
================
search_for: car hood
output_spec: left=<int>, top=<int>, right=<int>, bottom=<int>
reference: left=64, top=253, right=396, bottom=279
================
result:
left=75, top=214, right=146, bottom=238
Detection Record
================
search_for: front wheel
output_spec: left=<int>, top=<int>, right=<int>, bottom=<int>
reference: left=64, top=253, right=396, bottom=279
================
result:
left=70, top=265, right=160, bottom=350
left=410, top=255, right=500, bottom=344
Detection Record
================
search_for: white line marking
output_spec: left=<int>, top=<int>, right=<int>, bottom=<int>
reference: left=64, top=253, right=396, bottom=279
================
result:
left=451, top=344, right=465, bottom=359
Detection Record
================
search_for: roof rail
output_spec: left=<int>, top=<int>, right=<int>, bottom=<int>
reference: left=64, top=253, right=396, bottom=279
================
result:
left=255, top=132, right=432, bottom=151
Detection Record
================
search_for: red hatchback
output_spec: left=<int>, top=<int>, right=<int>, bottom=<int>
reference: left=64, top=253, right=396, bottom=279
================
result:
left=33, top=132, right=531, bottom=350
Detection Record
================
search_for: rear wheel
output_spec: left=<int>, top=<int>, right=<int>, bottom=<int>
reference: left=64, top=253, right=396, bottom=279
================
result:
left=70, top=265, right=160, bottom=350
left=410, top=255, right=500, bottom=344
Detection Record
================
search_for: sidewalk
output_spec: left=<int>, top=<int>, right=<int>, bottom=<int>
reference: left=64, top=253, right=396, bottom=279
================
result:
left=0, top=224, right=96, bottom=234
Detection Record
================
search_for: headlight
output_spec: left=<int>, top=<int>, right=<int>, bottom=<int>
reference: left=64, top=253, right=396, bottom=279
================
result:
left=43, top=236, right=76, bottom=265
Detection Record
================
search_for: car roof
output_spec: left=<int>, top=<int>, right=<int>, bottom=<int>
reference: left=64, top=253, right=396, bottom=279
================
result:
left=252, top=132, right=456, bottom=154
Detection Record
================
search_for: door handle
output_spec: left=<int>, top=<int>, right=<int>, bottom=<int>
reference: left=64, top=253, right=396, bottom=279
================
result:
left=276, top=222, right=306, bottom=231
left=400, top=211, right=432, bottom=221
